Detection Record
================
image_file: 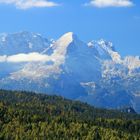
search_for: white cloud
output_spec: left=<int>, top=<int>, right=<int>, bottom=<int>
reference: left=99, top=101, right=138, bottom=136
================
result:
left=0, top=55, right=7, bottom=62
left=0, top=52, right=65, bottom=64
left=0, top=0, right=59, bottom=9
left=0, top=52, right=65, bottom=79
left=0, top=53, right=51, bottom=63
left=86, top=0, right=134, bottom=8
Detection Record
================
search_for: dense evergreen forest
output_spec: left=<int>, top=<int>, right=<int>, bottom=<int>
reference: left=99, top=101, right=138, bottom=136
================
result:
left=0, top=90, right=140, bottom=140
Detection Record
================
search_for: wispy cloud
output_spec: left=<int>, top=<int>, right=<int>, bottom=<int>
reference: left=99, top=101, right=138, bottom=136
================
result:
left=85, top=0, right=134, bottom=8
left=0, top=0, right=59, bottom=9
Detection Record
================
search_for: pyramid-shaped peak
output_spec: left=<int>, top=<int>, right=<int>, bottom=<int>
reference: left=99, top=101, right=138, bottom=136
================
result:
left=55, top=32, right=79, bottom=49
left=59, top=32, right=78, bottom=42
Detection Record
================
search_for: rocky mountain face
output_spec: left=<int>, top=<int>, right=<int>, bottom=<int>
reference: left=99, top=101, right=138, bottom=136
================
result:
left=0, top=31, right=139, bottom=112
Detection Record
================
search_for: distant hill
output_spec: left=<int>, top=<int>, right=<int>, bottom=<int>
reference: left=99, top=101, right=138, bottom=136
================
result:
left=0, top=90, right=140, bottom=140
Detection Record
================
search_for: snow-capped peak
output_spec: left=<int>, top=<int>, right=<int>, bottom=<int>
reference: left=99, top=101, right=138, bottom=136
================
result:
left=98, top=39, right=115, bottom=51
left=0, top=31, right=51, bottom=55
left=55, top=32, right=75, bottom=48
left=88, top=39, right=115, bottom=51
left=88, top=39, right=121, bottom=63
left=52, top=32, right=79, bottom=56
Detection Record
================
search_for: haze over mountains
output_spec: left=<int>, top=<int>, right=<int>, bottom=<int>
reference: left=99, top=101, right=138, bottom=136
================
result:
left=0, top=31, right=140, bottom=112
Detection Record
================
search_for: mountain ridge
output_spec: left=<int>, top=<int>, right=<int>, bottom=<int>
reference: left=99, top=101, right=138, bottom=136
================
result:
left=0, top=31, right=139, bottom=112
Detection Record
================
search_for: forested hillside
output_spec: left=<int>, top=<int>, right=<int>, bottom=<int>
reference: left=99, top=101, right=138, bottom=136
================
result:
left=0, top=90, right=140, bottom=140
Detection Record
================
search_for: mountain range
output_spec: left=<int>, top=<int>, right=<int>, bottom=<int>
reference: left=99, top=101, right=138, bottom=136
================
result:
left=0, top=31, right=140, bottom=112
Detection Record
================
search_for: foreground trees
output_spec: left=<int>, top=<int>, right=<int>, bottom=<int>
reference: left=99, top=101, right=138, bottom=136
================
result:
left=0, top=90, right=140, bottom=140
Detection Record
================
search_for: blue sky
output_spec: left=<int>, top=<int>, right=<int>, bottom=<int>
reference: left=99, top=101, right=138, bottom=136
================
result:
left=0, top=0, right=139, bottom=56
